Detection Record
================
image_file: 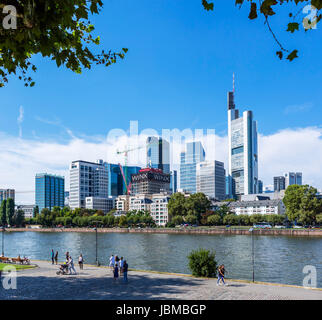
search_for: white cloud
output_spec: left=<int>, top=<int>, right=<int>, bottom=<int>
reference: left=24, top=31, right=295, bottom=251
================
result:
left=0, top=126, right=321, bottom=204
left=17, top=106, right=24, bottom=138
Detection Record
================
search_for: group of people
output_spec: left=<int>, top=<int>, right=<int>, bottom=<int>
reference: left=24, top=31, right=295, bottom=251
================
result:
left=52, top=249, right=83, bottom=275
left=109, top=254, right=128, bottom=282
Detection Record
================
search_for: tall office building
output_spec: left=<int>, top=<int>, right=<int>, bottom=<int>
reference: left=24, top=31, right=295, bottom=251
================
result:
left=170, top=170, right=178, bottom=194
left=180, top=141, right=205, bottom=194
left=285, top=172, right=302, bottom=188
left=274, top=176, right=286, bottom=192
left=35, top=174, right=65, bottom=212
left=227, top=81, right=259, bottom=197
left=146, top=137, right=170, bottom=174
left=258, top=180, right=263, bottom=194
left=69, top=160, right=108, bottom=210
left=131, top=168, right=170, bottom=195
left=196, top=161, right=226, bottom=200
left=0, top=189, right=15, bottom=202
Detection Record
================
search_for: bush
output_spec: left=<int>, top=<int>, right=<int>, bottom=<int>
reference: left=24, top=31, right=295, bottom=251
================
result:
left=207, top=214, right=222, bottom=226
left=188, top=248, right=217, bottom=278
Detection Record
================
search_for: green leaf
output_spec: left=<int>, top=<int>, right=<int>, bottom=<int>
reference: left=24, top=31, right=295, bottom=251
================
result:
left=276, top=51, right=283, bottom=60
left=287, top=22, right=299, bottom=33
left=248, top=2, right=258, bottom=20
left=202, top=0, right=214, bottom=11
left=287, top=50, right=298, bottom=61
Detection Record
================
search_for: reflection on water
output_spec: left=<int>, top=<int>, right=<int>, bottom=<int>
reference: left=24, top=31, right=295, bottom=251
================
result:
left=3, top=231, right=322, bottom=287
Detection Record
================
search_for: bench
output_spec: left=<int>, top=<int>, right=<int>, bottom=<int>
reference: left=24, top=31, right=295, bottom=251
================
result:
left=11, top=257, right=29, bottom=265
left=0, top=257, right=11, bottom=263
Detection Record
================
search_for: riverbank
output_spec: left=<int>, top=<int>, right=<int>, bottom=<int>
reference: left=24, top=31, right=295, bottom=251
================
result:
left=1, top=260, right=320, bottom=300
left=4, top=227, right=322, bottom=237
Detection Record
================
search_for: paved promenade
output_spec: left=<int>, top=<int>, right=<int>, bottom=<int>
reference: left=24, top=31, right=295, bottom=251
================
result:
left=0, top=260, right=321, bottom=300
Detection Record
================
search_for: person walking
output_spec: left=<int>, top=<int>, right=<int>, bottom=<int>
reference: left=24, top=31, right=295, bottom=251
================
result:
left=123, top=260, right=128, bottom=283
left=68, top=256, right=77, bottom=275
left=51, top=249, right=55, bottom=264
left=109, top=254, right=115, bottom=270
left=78, top=254, right=84, bottom=270
left=66, top=251, right=70, bottom=261
left=217, top=264, right=227, bottom=286
left=119, top=257, right=124, bottom=276
left=113, top=263, right=119, bottom=281
left=54, top=251, right=58, bottom=265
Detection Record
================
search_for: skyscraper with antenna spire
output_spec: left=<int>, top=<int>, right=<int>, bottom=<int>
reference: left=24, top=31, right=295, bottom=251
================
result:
left=227, top=74, right=259, bottom=198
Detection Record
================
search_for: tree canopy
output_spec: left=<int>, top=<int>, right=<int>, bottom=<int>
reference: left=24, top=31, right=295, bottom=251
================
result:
left=0, top=0, right=127, bottom=87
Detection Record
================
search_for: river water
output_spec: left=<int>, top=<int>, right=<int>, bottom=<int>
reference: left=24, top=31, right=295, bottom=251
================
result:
left=3, top=231, right=322, bottom=288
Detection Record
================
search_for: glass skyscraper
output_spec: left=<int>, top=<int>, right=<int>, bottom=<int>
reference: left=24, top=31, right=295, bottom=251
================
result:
left=35, top=174, right=65, bottom=212
left=180, top=141, right=205, bottom=194
left=108, top=164, right=141, bottom=196
left=146, top=137, right=170, bottom=174
left=228, top=88, right=259, bottom=197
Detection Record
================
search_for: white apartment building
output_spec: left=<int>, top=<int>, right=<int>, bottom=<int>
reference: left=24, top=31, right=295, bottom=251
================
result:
left=85, top=196, right=115, bottom=214
left=212, top=199, right=285, bottom=216
left=129, top=194, right=152, bottom=212
left=115, top=195, right=130, bottom=214
left=196, top=161, right=226, bottom=200
left=69, top=160, right=108, bottom=210
left=15, top=205, right=36, bottom=219
left=150, top=193, right=171, bottom=226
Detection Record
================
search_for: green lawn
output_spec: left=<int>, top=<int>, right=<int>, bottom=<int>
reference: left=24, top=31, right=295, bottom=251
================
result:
left=0, top=263, right=35, bottom=271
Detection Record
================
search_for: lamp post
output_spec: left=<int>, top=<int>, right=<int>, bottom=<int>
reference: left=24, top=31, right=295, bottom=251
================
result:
left=1, top=226, right=5, bottom=257
left=93, top=221, right=100, bottom=266
left=249, top=227, right=255, bottom=282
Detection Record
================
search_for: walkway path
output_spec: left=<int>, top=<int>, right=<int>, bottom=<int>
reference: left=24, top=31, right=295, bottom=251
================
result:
left=0, top=260, right=321, bottom=300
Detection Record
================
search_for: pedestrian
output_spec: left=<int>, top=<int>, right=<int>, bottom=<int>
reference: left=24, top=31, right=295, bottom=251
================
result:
left=113, top=263, right=119, bottom=281
left=51, top=249, right=55, bottom=264
left=119, top=257, right=124, bottom=276
left=109, top=254, right=115, bottom=270
left=115, top=255, right=120, bottom=265
left=78, top=254, right=84, bottom=270
left=123, top=260, right=128, bottom=283
left=68, top=256, right=77, bottom=275
left=66, top=251, right=70, bottom=261
left=54, top=251, right=58, bottom=265
left=217, top=264, right=227, bottom=286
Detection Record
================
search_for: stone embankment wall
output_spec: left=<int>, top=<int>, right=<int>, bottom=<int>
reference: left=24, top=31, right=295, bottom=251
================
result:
left=4, top=227, right=322, bottom=237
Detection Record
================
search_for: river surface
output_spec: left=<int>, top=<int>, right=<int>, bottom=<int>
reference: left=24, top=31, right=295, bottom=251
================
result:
left=3, top=231, right=322, bottom=288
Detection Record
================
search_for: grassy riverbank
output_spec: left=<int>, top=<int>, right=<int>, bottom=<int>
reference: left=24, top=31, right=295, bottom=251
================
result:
left=0, top=263, right=36, bottom=271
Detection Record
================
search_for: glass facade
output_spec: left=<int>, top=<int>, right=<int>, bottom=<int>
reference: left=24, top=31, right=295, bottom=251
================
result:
left=146, top=137, right=170, bottom=174
left=35, top=174, right=65, bottom=212
left=180, top=141, right=205, bottom=194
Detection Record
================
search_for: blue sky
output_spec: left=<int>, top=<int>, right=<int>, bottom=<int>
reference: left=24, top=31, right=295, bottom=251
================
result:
left=0, top=1, right=321, bottom=203
left=1, top=0, right=321, bottom=138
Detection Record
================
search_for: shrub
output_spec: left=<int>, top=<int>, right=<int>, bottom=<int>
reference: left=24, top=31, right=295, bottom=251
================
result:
left=188, top=248, right=217, bottom=278
left=207, top=214, right=222, bottom=226
left=171, top=215, right=184, bottom=226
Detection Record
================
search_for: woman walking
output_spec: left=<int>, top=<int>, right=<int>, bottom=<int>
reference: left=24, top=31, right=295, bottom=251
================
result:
left=113, top=262, right=119, bottom=281
left=217, top=264, right=227, bottom=286
left=54, top=251, right=58, bottom=265
left=123, top=260, right=128, bottom=283
left=78, top=254, right=84, bottom=270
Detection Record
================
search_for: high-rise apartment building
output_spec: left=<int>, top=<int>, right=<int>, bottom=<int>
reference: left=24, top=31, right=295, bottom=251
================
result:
left=285, top=172, right=302, bottom=188
left=227, top=85, right=259, bottom=197
left=35, top=174, right=65, bottom=212
left=274, top=176, right=286, bottom=192
left=69, top=160, right=108, bottom=210
left=180, top=141, right=205, bottom=194
left=146, top=137, right=170, bottom=174
left=196, top=161, right=226, bottom=200
left=0, top=189, right=15, bottom=202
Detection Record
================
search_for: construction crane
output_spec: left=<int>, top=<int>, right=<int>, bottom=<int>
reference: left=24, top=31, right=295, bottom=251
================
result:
left=116, top=145, right=145, bottom=195
left=116, top=140, right=160, bottom=195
